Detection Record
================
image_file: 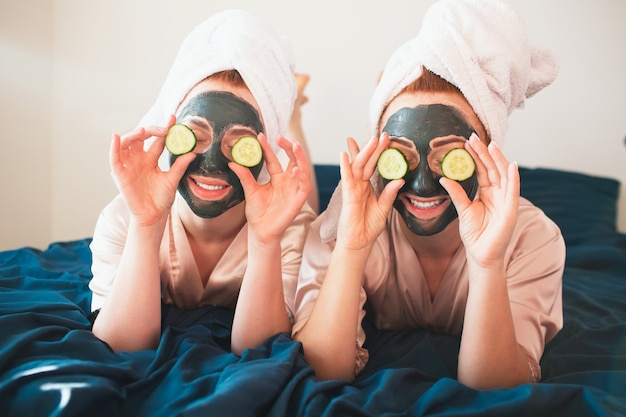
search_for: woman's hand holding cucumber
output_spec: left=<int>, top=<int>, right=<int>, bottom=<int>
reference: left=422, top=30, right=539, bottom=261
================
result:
left=110, top=115, right=195, bottom=227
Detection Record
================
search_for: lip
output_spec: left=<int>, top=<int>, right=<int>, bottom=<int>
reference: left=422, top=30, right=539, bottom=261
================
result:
left=187, top=175, right=231, bottom=200
left=400, top=193, right=450, bottom=219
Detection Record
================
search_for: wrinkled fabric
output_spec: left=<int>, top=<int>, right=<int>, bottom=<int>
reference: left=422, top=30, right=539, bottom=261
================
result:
left=295, top=197, right=565, bottom=372
left=90, top=194, right=315, bottom=318
left=2, top=163, right=626, bottom=416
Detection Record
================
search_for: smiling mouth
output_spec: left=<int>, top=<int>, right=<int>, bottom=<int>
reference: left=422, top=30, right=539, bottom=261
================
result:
left=407, top=197, right=446, bottom=210
left=192, top=178, right=228, bottom=191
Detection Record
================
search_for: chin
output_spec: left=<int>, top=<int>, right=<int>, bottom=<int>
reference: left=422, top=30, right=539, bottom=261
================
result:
left=400, top=208, right=458, bottom=237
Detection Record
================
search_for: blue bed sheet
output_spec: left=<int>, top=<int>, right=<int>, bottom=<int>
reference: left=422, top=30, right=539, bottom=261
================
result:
left=1, top=166, right=625, bottom=416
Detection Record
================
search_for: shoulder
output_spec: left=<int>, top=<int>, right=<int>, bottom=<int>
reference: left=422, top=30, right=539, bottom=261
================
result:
left=92, top=194, right=131, bottom=243
left=516, top=197, right=564, bottom=243
left=98, top=194, right=130, bottom=224
left=296, top=202, right=318, bottom=224
left=286, top=203, right=317, bottom=234
left=508, top=197, right=566, bottom=267
left=281, top=203, right=318, bottom=248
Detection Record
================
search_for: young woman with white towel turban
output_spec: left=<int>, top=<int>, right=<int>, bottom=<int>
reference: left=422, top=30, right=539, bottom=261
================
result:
left=293, top=0, right=565, bottom=389
left=88, top=10, right=316, bottom=355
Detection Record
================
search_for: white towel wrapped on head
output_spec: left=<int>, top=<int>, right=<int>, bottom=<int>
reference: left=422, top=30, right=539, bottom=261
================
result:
left=139, top=9, right=296, bottom=172
left=369, top=0, right=560, bottom=147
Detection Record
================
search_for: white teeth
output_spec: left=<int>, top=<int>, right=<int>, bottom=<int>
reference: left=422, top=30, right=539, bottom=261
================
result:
left=194, top=179, right=226, bottom=191
left=409, top=198, right=443, bottom=209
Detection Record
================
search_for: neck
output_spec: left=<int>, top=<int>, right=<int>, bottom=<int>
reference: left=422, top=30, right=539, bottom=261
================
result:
left=176, top=197, right=247, bottom=242
left=400, top=217, right=462, bottom=259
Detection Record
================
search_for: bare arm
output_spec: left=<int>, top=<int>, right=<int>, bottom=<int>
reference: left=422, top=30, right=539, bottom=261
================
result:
left=92, top=220, right=165, bottom=351
left=92, top=118, right=194, bottom=351
left=294, top=134, right=403, bottom=380
left=295, top=244, right=370, bottom=380
left=230, top=134, right=312, bottom=354
left=458, top=264, right=536, bottom=388
left=442, top=135, right=532, bottom=388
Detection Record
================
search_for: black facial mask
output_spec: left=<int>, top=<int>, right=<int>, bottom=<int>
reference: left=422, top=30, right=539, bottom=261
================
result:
left=382, top=104, right=478, bottom=236
left=170, top=91, right=264, bottom=218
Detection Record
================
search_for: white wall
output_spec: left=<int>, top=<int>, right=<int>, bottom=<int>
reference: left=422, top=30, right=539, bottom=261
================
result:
left=0, top=1, right=53, bottom=250
left=1, top=0, right=624, bottom=251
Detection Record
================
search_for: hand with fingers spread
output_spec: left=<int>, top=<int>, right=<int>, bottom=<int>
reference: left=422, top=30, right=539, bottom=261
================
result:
left=440, top=134, right=520, bottom=269
left=109, top=115, right=195, bottom=226
left=336, top=133, right=405, bottom=251
left=230, top=133, right=311, bottom=244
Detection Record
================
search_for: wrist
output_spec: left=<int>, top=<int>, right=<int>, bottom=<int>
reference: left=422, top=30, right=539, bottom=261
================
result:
left=332, top=241, right=373, bottom=261
left=128, top=217, right=168, bottom=242
left=248, top=232, right=282, bottom=253
left=248, top=226, right=283, bottom=246
left=130, top=209, right=170, bottom=228
left=466, top=259, right=507, bottom=284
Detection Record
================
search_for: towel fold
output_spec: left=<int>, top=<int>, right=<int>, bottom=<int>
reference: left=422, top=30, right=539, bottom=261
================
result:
left=139, top=9, right=296, bottom=172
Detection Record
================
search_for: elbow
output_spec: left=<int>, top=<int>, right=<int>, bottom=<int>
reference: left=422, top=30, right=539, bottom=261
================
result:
left=457, top=345, right=539, bottom=389
left=458, top=375, right=528, bottom=390
left=303, top=348, right=355, bottom=381
left=295, top=334, right=356, bottom=382
left=457, top=366, right=534, bottom=390
left=92, top=316, right=160, bottom=352
left=230, top=329, right=246, bottom=356
left=313, top=366, right=355, bottom=382
left=230, top=340, right=246, bottom=357
left=231, top=324, right=292, bottom=357
left=458, top=374, right=499, bottom=390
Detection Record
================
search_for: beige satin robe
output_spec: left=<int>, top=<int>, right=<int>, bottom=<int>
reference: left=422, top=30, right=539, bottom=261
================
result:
left=90, top=193, right=315, bottom=320
left=293, top=197, right=564, bottom=371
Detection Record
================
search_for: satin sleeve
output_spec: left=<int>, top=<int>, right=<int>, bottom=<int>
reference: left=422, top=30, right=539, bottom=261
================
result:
left=280, top=203, right=317, bottom=321
left=88, top=194, right=131, bottom=312
left=506, top=199, right=565, bottom=364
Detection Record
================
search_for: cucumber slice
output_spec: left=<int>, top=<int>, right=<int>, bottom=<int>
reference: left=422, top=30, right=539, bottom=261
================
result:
left=232, top=136, right=263, bottom=167
left=377, top=148, right=408, bottom=180
left=165, top=124, right=196, bottom=155
left=441, top=148, right=475, bottom=181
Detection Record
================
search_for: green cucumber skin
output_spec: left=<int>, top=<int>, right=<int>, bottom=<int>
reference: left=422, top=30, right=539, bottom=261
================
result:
left=166, top=124, right=196, bottom=155
left=232, top=136, right=262, bottom=167
left=441, top=148, right=475, bottom=181
left=377, top=148, right=408, bottom=180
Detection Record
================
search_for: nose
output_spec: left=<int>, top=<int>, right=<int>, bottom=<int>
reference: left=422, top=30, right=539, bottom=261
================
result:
left=198, top=143, right=225, bottom=173
left=406, top=162, right=440, bottom=197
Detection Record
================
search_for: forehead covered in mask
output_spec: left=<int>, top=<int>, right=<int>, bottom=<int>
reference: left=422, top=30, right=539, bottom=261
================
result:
left=177, top=90, right=264, bottom=137
left=383, top=104, right=474, bottom=146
